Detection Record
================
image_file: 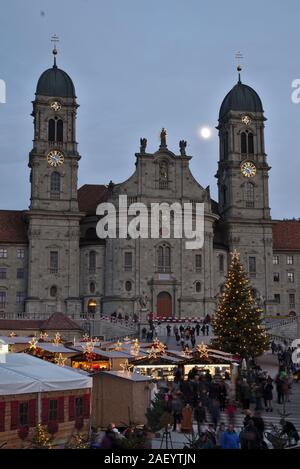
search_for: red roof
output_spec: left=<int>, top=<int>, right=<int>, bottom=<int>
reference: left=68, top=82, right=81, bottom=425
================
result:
left=273, top=220, right=300, bottom=251
left=0, top=313, right=82, bottom=332
left=78, top=184, right=109, bottom=215
left=0, top=210, right=27, bottom=244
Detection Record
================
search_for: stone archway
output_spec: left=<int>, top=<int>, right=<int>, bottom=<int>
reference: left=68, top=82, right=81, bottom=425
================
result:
left=157, top=292, right=172, bottom=318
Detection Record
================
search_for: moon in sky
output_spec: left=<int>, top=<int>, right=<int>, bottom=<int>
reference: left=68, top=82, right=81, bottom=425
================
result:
left=199, top=127, right=212, bottom=139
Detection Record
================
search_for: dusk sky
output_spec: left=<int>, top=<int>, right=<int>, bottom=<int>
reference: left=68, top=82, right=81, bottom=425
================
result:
left=1, top=0, right=300, bottom=218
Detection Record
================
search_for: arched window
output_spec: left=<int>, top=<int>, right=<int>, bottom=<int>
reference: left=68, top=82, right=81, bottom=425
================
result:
left=89, top=282, right=96, bottom=294
left=88, top=299, right=97, bottom=316
left=248, top=133, right=254, bottom=154
left=57, top=119, right=63, bottom=142
left=219, top=254, right=225, bottom=272
left=125, top=281, right=132, bottom=292
left=241, top=132, right=247, bottom=154
left=222, top=186, right=227, bottom=206
left=241, top=131, right=254, bottom=154
left=48, top=119, right=55, bottom=141
left=50, top=172, right=61, bottom=194
left=89, top=251, right=96, bottom=273
left=157, top=244, right=171, bottom=273
left=195, top=282, right=201, bottom=293
left=48, top=118, right=64, bottom=142
left=224, top=131, right=229, bottom=160
left=245, top=182, right=254, bottom=208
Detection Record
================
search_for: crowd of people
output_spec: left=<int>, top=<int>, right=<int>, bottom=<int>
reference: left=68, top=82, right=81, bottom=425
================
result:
left=157, top=362, right=299, bottom=449
left=142, top=321, right=211, bottom=347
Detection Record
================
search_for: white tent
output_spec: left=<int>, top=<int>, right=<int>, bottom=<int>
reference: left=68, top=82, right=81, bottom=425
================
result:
left=0, top=353, right=92, bottom=395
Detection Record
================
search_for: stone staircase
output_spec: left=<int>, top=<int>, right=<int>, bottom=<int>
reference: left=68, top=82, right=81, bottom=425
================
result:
left=265, top=318, right=298, bottom=343
left=78, top=317, right=138, bottom=341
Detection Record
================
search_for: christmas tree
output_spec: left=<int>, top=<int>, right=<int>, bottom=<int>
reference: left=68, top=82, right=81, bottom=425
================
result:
left=212, top=250, right=269, bottom=358
left=146, top=392, right=170, bottom=433
left=30, top=424, right=52, bottom=449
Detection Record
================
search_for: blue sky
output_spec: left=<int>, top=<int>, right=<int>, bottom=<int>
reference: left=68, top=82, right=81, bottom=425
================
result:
left=0, top=0, right=300, bottom=218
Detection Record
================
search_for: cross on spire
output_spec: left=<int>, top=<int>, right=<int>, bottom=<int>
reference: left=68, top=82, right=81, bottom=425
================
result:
left=51, top=34, right=59, bottom=67
left=235, top=51, right=243, bottom=83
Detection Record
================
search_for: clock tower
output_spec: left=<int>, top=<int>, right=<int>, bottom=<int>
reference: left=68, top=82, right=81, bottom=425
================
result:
left=216, top=68, right=274, bottom=314
left=25, top=47, right=83, bottom=317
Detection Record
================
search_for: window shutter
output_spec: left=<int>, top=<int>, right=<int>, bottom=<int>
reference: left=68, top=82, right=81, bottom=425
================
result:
left=58, top=396, right=64, bottom=423
left=0, top=402, right=5, bottom=432
left=41, top=398, right=49, bottom=424
left=10, top=401, right=19, bottom=430
left=83, top=394, right=90, bottom=419
left=28, top=399, right=36, bottom=427
left=68, top=396, right=75, bottom=421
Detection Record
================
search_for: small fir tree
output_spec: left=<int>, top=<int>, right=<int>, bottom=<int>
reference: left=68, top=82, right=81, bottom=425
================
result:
left=30, top=423, right=52, bottom=449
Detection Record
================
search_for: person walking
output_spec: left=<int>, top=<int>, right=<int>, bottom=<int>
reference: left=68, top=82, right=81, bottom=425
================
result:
left=166, top=324, right=171, bottom=337
left=196, top=323, right=200, bottom=337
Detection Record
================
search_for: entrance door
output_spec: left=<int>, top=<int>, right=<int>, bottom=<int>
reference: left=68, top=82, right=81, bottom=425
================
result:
left=157, top=292, right=172, bottom=318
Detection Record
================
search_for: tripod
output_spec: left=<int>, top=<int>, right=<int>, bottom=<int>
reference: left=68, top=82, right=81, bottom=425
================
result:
left=160, top=428, right=173, bottom=449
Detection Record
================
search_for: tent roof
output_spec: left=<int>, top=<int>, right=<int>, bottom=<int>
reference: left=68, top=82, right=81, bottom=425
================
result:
left=0, top=353, right=92, bottom=395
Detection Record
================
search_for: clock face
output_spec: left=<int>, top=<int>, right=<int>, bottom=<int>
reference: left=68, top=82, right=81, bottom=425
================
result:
left=241, top=161, right=256, bottom=178
left=241, top=115, right=251, bottom=125
left=47, top=150, right=64, bottom=167
left=50, top=101, right=61, bottom=111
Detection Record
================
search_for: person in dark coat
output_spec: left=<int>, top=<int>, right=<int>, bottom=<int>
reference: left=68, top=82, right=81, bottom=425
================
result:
left=240, top=420, right=260, bottom=450
left=194, top=401, right=207, bottom=435
left=252, top=411, right=265, bottom=442
left=263, top=377, right=273, bottom=412
left=218, top=381, right=227, bottom=411
left=196, top=323, right=200, bottom=336
left=171, top=396, right=184, bottom=432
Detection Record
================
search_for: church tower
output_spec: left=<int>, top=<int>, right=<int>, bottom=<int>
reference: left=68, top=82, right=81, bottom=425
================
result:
left=216, top=67, right=274, bottom=314
left=25, top=46, right=83, bottom=317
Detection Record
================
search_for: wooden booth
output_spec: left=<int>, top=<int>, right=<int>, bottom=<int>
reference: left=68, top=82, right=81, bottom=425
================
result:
left=92, top=371, right=152, bottom=428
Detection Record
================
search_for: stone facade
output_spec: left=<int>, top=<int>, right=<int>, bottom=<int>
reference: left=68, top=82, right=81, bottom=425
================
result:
left=0, top=59, right=299, bottom=320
